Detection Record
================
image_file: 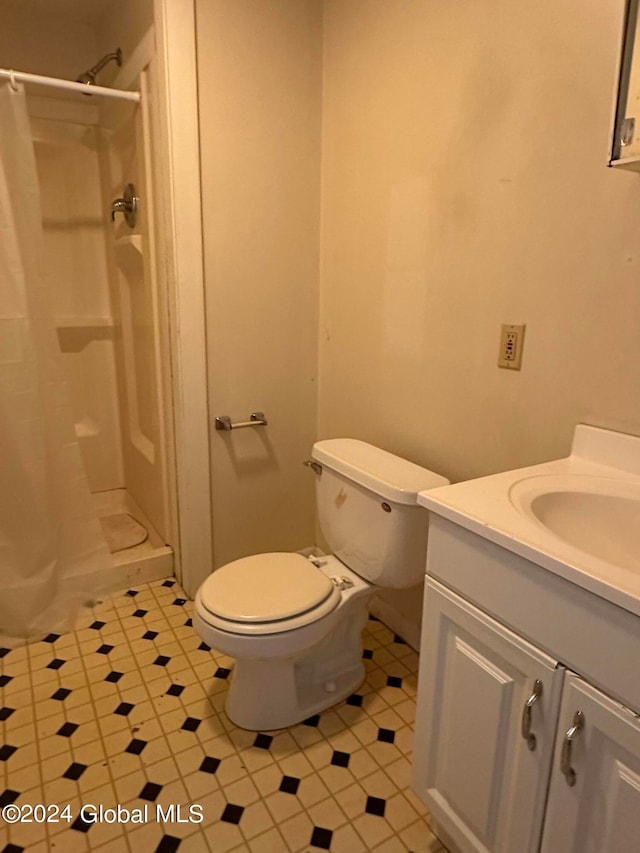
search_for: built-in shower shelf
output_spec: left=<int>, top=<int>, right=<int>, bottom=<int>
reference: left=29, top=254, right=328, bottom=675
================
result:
left=55, top=316, right=115, bottom=328
left=114, top=234, right=144, bottom=278
left=115, top=234, right=143, bottom=255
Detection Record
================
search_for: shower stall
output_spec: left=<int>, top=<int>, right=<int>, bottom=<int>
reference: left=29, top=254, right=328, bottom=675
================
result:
left=0, top=34, right=176, bottom=643
left=46, top=66, right=173, bottom=571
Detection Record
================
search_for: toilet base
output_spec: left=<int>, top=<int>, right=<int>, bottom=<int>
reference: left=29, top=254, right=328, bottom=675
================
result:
left=224, top=589, right=372, bottom=731
left=226, top=657, right=365, bottom=731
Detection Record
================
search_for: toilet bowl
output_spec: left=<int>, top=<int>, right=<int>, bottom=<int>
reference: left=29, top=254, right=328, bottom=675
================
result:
left=194, top=439, right=449, bottom=731
left=195, top=554, right=373, bottom=730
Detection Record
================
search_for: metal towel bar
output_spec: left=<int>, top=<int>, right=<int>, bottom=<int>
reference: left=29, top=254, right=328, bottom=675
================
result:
left=215, top=411, right=268, bottom=431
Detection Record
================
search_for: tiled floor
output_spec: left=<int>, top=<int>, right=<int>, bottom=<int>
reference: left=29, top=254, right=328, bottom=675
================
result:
left=0, top=578, right=448, bottom=853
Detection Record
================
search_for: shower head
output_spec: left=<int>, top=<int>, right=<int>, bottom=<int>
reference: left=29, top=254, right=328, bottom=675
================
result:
left=76, top=48, right=122, bottom=86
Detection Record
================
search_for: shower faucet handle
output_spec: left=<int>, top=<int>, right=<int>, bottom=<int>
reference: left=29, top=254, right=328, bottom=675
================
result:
left=110, top=200, right=129, bottom=218
left=110, top=182, right=138, bottom=227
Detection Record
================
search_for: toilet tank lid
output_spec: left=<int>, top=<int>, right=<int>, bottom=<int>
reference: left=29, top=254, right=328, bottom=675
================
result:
left=311, top=438, right=449, bottom=505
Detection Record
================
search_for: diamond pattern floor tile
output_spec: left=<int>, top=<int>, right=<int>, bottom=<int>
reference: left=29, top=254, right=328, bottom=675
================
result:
left=0, top=578, right=449, bottom=853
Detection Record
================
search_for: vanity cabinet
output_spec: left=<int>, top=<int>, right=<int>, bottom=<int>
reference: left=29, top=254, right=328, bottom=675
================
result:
left=414, top=520, right=640, bottom=853
left=414, top=579, right=563, bottom=853
left=541, top=673, right=640, bottom=853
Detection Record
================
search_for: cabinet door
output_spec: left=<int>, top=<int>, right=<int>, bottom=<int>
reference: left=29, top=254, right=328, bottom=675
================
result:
left=541, top=672, right=640, bottom=853
left=413, top=578, right=564, bottom=853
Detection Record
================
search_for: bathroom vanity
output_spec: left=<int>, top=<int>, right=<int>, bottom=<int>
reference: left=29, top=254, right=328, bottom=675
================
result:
left=412, top=425, right=640, bottom=853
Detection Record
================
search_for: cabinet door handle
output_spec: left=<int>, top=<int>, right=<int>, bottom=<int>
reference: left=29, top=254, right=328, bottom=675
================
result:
left=521, top=679, right=543, bottom=751
left=560, top=710, right=585, bottom=786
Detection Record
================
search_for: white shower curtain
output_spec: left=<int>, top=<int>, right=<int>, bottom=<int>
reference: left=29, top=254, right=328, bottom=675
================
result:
left=0, top=81, right=111, bottom=644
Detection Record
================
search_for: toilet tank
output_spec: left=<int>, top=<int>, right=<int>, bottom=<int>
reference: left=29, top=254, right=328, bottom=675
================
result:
left=310, top=439, right=449, bottom=588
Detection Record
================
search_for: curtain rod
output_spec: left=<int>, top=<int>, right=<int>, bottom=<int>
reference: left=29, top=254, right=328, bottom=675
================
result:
left=0, top=68, right=141, bottom=103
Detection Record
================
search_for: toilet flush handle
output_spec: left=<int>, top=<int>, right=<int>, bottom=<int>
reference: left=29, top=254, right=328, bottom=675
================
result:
left=304, top=460, right=322, bottom=475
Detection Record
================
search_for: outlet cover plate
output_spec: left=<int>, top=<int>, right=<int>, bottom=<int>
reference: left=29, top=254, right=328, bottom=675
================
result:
left=498, top=323, right=525, bottom=370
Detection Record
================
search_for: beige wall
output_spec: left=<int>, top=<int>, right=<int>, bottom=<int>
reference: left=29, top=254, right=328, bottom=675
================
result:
left=319, top=0, right=640, bottom=639
left=196, top=0, right=322, bottom=567
left=195, top=1, right=640, bottom=580
left=319, top=0, right=640, bottom=486
left=95, top=0, right=154, bottom=74
left=0, top=1, right=97, bottom=79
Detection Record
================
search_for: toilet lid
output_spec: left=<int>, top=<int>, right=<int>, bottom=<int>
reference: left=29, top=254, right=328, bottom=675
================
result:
left=199, top=553, right=336, bottom=624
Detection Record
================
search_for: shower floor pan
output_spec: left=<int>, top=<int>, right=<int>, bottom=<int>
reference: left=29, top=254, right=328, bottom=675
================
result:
left=92, top=488, right=173, bottom=595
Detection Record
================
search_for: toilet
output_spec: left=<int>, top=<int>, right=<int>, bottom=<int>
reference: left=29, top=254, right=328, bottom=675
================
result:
left=193, top=438, right=449, bottom=730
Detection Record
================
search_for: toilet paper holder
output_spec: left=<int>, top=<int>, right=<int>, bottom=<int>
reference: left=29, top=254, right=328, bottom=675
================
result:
left=215, top=411, right=268, bottom=431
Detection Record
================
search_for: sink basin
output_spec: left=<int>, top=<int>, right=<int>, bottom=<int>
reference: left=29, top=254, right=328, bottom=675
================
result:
left=509, top=475, right=640, bottom=572
left=418, top=425, right=640, bottom=614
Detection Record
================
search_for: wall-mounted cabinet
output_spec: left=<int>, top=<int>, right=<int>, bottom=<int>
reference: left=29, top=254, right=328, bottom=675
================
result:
left=611, top=0, right=640, bottom=168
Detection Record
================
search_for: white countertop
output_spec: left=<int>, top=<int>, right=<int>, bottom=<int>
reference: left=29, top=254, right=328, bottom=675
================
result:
left=418, top=425, right=640, bottom=617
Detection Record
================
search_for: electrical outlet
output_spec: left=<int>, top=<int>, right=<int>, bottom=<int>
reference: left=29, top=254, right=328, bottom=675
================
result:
left=498, top=324, right=525, bottom=370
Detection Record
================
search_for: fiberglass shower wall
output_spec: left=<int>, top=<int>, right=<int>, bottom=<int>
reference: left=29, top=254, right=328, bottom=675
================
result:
left=31, top=99, right=122, bottom=490
left=26, top=82, right=172, bottom=587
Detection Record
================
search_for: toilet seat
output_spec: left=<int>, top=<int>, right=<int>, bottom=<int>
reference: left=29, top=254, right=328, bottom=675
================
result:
left=197, top=553, right=342, bottom=635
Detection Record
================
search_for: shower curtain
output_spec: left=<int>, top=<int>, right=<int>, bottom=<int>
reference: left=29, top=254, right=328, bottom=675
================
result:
left=0, top=81, right=111, bottom=644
